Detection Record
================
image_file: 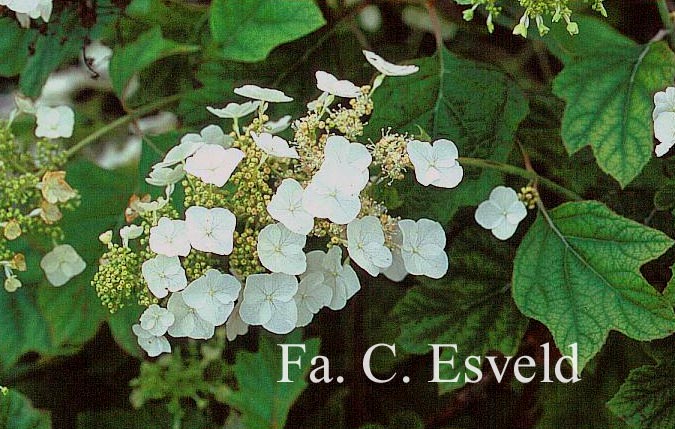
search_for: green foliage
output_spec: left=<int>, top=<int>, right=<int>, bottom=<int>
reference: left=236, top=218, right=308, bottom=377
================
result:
left=0, top=19, right=33, bottom=77
left=367, top=48, right=528, bottom=224
left=0, top=389, right=51, bottom=429
left=394, top=227, right=528, bottom=394
left=512, top=201, right=675, bottom=371
left=225, top=334, right=320, bottom=429
left=209, top=0, right=326, bottom=62
left=109, top=27, right=199, bottom=98
left=550, top=16, right=675, bottom=188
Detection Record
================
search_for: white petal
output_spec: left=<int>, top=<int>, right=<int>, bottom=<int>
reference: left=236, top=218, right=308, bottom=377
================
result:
left=362, top=50, right=419, bottom=76
left=234, top=85, right=293, bottom=102
left=492, top=220, right=519, bottom=240
left=315, top=71, right=361, bottom=98
left=263, top=300, right=298, bottom=334
left=475, top=200, right=504, bottom=230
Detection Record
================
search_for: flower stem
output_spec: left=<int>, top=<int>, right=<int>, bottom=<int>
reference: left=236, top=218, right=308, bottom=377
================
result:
left=64, top=94, right=183, bottom=159
left=457, top=156, right=583, bottom=201
left=657, top=0, right=675, bottom=47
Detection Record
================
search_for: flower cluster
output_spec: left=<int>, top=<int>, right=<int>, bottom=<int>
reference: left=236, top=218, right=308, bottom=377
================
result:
left=0, top=101, right=82, bottom=292
left=92, top=51, right=530, bottom=357
left=460, top=0, right=607, bottom=37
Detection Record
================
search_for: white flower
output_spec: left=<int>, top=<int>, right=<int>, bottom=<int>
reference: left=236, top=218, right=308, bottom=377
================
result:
left=407, top=139, right=463, bottom=188
left=16, top=0, right=52, bottom=27
left=40, top=244, right=86, bottom=287
left=207, top=101, right=260, bottom=119
left=475, top=186, right=528, bottom=240
left=149, top=217, right=191, bottom=257
left=166, top=291, right=215, bottom=339
left=234, top=85, right=293, bottom=103
left=139, top=304, right=175, bottom=336
left=315, top=71, right=361, bottom=98
left=303, top=246, right=360, bottom=310
left=347, top=216, right=392, bottom=276
left=132, top=324, right=171, bottom=357
left=322, top=135, right=371, bottom=190
left=184, top=144, right=244, bottom=187
left=185, top=206, right=236, bottom=255
left=257, top=223, right=307, bottom=275
left=35, top=105, right=74, bottom=139
left=655, top=111, right=675, bottom=157
left=182, top=269, right=241, bottom=326
left=141, top=255, right=187, bottom=299
left=226, top=289, right=249, bottom=341
left=294, top=272, right=332, bottom=327
left=155, top=135, right=205, bottom=169
left=120, top=224, right=144, bottom=247
left=81, top=40, right=111, bottom=77
left=264, top=115, right=292, bottom=134
left=239, top=273, right=298, bottom=334
left=307, top=92, right=334, bottom=111
left=302, top=163, right=362, bottom=225
left=654, top=87, right=675, bottom=120
left=146, top=164, right=185, bottom=187
left=362, top=50, right=419, bottom=76
left=0, top=0, right=39, bottom=14
left=250, top=131, right=299, bottom=158
left=267, top=178, right=314, bottom=235
left=398, top=218, right=448, bottom=279
left=381, top=225, right=407, bottom=281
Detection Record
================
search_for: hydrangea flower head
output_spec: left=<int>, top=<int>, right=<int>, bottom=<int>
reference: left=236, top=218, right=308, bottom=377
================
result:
left=653, top=87, right=675, bottom=120
left=234, top=85, right=293, bottom=102
left=40, top=244, right=86, bottom=287
left=474, top=186, right=528, bottom=240
left=303, top=246, right=360, bottom=310
left=239, top=273, right=298, bottom=334
left=250, top=131, right=299, bottom=158
left=132, top=324, right=171, bottom=357
left=257, top=223, right=307, bottom=275
left=185, top=206, right=236, bottom=255
left=315, top=71, right=361, bottom=98
left=398, top=218, right=448, bottom=279
left=347, top=216, right=392, bottom=276
left=294, top=272, right=332, bottom=327
left=267, top=178, right=314, bottom=235
left=182, top=269, right=240, bottom=326
left=362, top=50, right=419, bottom=76
left=141, top=255, right=188, bottom=298
left=167, top=291, right=215, bottom=339
left=407, top=139, right=463, bottom=188
left=139, top=304, right=175, bottom=336
left=207, top=101, right=260, bottom=119
left=35, top=105, right=74, bottom=139
left=184, top=144, right=244, bottom=187
left=654, top=112, right=675, bottom=157
left=149, top=217, right=191, bottom=257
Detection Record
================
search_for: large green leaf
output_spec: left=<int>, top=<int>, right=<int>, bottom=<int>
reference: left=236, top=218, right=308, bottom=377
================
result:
left=109, top=27, right=199, bottom=98
left=394, top=228, right=528, bottom=394
left=550, top=16, right=675, bottom=188
left=366, top=48, right=528, bottom=224
left=512, top=201, right=675, bottom=371
left=226, top=334, right=319, bottom=429
left=0, top=19, right=34, bottom=77
left=0, top=389, right=51, bottom=429
left=209, top=0, right=326, bottom=62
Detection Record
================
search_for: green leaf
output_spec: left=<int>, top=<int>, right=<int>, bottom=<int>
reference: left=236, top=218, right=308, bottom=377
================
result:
left=550, top=17, right=675, bottom=188
left=77, top=405, right=208, bottom=429
left=512, top=201, right=675, bottom=371
left=394, top=227, right=528, bottom=394
left=366, top=48, right=528, bottom=224
left=0, top=288, right=54, bottom=371
left=38, top=161, right=135, bottom=350
left=109, top=27, right=199, bottom=98
left=209, top=0, right=326, bottom=62
left=226, top=333, right=319, bottom=429
left=107, top=304, right=144, bottom=357
left=607, top=359, right=675, bottom=428
left=0, top=19, right=34, bottom=77
left=0, top=389, right=51, bottom=429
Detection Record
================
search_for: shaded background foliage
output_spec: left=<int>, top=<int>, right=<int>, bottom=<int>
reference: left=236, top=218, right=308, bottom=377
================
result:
left=1, top=0, right=675, bottom=428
